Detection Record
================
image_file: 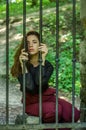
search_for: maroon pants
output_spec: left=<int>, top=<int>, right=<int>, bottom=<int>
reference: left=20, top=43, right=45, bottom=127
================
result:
left=24, top=88, right=80, bottom=130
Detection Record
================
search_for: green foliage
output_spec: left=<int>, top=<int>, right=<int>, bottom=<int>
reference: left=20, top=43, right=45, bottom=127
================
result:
left=47, top=38, right=81, bottom=95
left=0, top=0, right=81, bottom=95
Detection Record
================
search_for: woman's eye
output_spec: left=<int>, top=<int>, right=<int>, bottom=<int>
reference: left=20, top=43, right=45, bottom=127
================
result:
left=33, top=42, right=37, bottom=44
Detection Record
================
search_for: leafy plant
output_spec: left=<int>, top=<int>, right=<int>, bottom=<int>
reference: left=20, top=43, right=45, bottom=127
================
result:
left=0, top=0, right=81, bottom=95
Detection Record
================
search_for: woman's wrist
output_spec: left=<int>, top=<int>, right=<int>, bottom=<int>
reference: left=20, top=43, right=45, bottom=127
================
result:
left=42, top=57, right=45, bottom=66
left=21, top=64, right=28, bottom=73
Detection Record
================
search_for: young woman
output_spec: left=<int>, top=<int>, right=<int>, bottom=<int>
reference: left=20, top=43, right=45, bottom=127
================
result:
left=11, top=30, right=80, bottom=130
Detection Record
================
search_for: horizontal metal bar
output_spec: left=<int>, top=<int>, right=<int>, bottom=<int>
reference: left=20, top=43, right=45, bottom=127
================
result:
left=81, top=108, right=86, bottom=110
left=0, top=123, right=86, bottom=130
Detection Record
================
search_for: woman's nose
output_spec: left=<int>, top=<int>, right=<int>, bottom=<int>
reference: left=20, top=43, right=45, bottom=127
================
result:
left=29, top=42, right=33, bottom=47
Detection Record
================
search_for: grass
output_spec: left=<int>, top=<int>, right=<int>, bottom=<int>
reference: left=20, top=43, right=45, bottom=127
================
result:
left=0, top=1, right=56, bottom=19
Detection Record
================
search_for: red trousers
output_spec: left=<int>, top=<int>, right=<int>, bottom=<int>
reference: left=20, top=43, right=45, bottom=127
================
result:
left=23, top=88, right=80, bottom=130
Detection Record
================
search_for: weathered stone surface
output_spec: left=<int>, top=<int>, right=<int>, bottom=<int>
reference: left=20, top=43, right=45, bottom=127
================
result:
left=15, top=113, right=39, bottom=125
left=79, top=41, right=86, bottom=63
left=80, top=0, right=86, bottom=19
left=80, top=64, right=86, bottom=74
left=80, top=88, right=86, bottom=103
left=80, top=73, right=86, bottom=87
left=80, top=102, right=86, bottom=122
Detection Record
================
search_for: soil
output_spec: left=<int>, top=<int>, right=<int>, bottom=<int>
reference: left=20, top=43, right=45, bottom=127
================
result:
left=0, top=77, right=23, bottom=124
left=0, top=76, right=80, bottom=124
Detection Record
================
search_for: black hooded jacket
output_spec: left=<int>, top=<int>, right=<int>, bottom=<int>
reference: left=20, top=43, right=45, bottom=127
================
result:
left=18, top=60, right=53, bottom=95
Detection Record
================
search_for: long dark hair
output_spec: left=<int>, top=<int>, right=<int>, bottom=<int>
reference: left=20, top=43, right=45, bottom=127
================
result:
left=11, top=30, right=40, bottom=77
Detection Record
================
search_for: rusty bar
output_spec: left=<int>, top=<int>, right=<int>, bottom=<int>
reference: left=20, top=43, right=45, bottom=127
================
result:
left=6, top=0, right=9, bottom=125
left=72, top=0, right=76, bottom=124
left=56, top=0, right=59, bottom=125
left=39, top=0, right=43, bottom=124
left=22, top=0, right=26, bottom=124
left=0, top=122, right=86, bottom=130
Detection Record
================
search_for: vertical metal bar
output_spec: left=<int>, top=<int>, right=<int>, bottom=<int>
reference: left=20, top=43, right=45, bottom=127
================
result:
left=72, top=0, right=76, bottom=124
left=6, top=0, right=9, bottom=125
left=39, top=0, right=42, bottom=43
left=56, top=0, right=59, bottom=127
left=23, top=0, right=26, bottom=124
left=39, top=0, right=42, bottom=124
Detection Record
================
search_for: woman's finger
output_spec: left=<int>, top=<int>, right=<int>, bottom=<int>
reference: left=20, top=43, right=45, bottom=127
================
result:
left=21, top=48, right=25, bottom=53
left=21, top=49, right=28, bottom=55
left=21, top=52, right=28, bottom=56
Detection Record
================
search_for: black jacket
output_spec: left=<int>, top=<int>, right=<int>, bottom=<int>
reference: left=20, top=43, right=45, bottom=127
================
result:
left=18, top=60, right=53, bottom=95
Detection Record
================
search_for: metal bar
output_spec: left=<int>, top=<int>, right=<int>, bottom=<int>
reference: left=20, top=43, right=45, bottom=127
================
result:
left=39, top=0, right=43, bottom=124
left=0, top=122, right=86, bottom=130
left=39, top=0, right=42, bottom=43
left=81, top=108, right=86, bottom=110
left=22, top=0, right=26, bottom=124
left=72, top=0, right=76, bottom=124
left=6, top=0, right=9, bottom=125
left=56, top=0, right=59, bottom=126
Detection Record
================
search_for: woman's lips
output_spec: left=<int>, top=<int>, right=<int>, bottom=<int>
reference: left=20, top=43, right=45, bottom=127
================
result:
left=29, top=49, right=34, bottom=52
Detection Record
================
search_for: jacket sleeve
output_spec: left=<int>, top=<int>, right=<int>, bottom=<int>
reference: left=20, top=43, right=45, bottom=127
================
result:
left=17, top=73, right=35, bottom=93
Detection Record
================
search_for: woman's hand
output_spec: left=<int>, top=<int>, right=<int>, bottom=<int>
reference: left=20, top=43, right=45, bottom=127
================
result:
left=19, top=49, right=29, bottom=71
left=38, top=43, right=48, bottom=65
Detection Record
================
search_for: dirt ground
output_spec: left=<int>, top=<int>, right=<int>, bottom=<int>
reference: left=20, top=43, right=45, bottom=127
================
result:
left=0, top=76, right=80, bottom=125
left=0, top=77, right=23, bottom=124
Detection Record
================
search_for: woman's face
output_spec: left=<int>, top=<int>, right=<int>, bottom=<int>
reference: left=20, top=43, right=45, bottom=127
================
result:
left=27, top=35, right=39, bottom=55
